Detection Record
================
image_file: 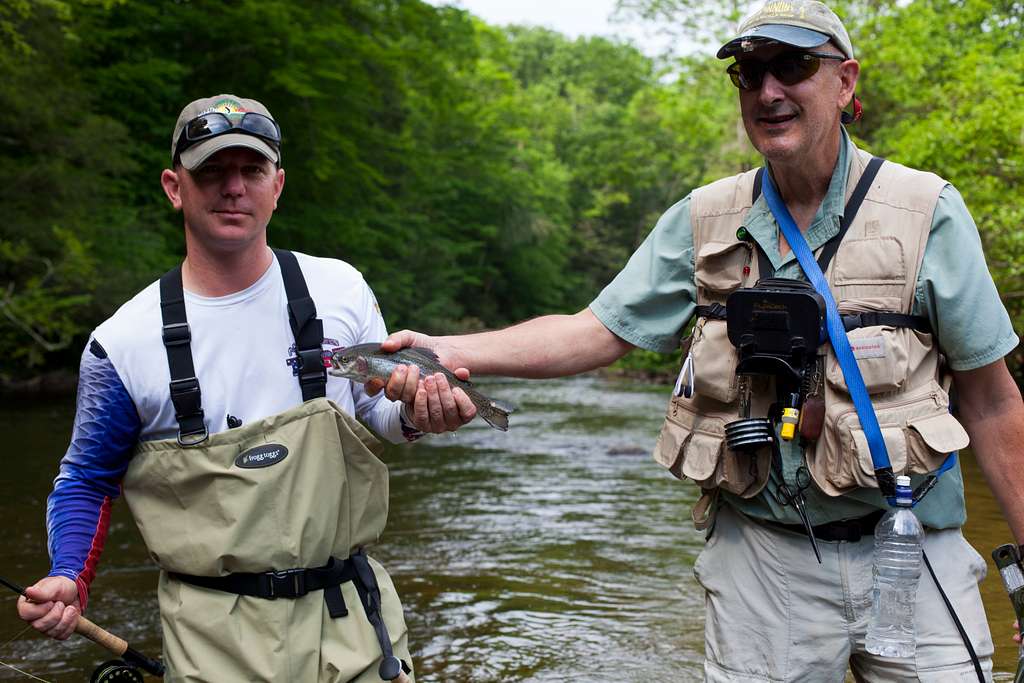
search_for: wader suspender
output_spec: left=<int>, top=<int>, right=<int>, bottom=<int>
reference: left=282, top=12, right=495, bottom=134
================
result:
left=274, top=248, right=328, bottom=402
left=159, top=266, right=208, bottom=446
left=158, top=252, right=408, bottom=681
left=158, top=251, right=329, bottom=445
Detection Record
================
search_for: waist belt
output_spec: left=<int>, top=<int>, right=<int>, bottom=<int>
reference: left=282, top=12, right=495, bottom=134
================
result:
left=762, top=509, right=886, bottom=543
left=170, top=550, right=408, bottom=681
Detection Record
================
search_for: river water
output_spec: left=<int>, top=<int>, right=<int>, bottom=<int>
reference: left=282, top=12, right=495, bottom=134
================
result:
left=0, top=376, right=1017, bottom=681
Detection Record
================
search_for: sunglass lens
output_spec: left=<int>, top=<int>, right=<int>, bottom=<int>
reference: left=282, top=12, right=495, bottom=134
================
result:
left=773, top=54, right=820, bottom=85
left=186, top=113, right=231, bottom=141
left=240, top=113, right=280, bottom=142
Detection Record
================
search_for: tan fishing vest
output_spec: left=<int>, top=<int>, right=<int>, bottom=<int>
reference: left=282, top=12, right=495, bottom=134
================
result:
left=653, top=149, right=970, bottom=512
left=122, top=398, right=412, bottom=683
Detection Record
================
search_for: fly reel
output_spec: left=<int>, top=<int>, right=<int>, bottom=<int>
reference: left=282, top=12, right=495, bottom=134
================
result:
left=91, top=659, right=144, bottom=683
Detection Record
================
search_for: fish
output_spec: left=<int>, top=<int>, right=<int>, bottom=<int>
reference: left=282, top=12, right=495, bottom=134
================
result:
left=329, top=343, right=515, bottom=431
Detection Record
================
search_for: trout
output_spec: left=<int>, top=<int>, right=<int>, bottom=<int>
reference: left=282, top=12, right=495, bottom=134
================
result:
left=329, top=343, right=514, bottom=431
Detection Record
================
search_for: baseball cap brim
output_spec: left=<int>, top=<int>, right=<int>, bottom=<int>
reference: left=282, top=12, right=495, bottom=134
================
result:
left=179, top=132, right=279, bottom=170
left=717, top=24, right=830, bottom=59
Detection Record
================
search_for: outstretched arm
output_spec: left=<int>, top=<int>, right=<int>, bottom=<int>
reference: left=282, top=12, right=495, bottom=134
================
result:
left=953, top=358, right=1024, bottom=543
left=372, top=308, right=635, bottom=402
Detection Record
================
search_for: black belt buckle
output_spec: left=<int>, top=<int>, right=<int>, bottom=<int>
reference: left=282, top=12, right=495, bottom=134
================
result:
left=264, top=568, right=307, bottom=599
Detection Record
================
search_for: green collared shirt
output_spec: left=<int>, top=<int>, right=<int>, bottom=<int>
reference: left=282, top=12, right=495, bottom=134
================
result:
left=590, top=129, right=1018, bottom=529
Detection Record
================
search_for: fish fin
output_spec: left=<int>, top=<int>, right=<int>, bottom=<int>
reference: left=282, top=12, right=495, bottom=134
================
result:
left=404, top=347, right=442, bottom=364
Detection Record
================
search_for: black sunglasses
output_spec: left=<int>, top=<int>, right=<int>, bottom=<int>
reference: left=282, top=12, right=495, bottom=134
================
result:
left=174, top=111, right=281, bottom=160
left=727, top=51, right=845, bottom=91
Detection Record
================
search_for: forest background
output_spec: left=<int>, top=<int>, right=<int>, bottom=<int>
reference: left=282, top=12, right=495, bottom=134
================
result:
left=1, top=0, right=1022, bottom=386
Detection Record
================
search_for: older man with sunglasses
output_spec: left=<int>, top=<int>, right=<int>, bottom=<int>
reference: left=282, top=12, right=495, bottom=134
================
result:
left=15, top=94, right=479, bottom=682
left=369, top=0, right=1023, bottom=680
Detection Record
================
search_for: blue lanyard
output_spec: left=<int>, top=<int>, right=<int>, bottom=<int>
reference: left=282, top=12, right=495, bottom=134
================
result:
left=759, top=170, right=899, bottom=498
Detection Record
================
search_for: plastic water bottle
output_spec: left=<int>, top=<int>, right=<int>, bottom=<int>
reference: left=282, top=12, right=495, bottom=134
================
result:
left=865, top=475, right=924, bottom=658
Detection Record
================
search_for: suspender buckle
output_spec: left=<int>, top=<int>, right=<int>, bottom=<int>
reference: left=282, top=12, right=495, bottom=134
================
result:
left=162, top=322, right=192, bottom=347
left=296, top=348, right=328, bottom=395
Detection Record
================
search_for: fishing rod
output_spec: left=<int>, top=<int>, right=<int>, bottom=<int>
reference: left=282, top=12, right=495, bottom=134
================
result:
left=0, top=575, right=164, bottom=679
left=993, top=544, right=1024, bottom=683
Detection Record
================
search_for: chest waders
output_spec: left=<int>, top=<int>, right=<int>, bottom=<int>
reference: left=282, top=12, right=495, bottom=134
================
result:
left=121, top=250, right=414, bottom=683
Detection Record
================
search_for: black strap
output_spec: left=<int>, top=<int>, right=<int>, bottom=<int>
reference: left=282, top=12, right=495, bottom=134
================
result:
left=171, top=555, right=356, bottom=601
left=159, top=267, right=208, bottom=446
left=750, top=168, right=774, bottom=279
left=695, top=303, right=727, bottom=320
left=746, top=158, right=885, bottom=279
left=273, top=248, right=327, bottom=401
left=158, top=251, right=328, bottom=444
left=816, top=156, right=884, bottom=273
left=841, top=312, right=932, bottom=334
left=172, top=550, right=406, bottom=680
left=923, top=550, right=986, bottom=683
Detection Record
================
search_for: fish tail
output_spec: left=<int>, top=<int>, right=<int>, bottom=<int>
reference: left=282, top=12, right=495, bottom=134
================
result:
left=479, top=399, right=515, bottom=432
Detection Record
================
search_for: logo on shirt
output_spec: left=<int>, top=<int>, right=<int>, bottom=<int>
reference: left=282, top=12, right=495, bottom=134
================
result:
left=285, top=337, right=339, bottom=376
left=235, top=444, right=289, bottom=469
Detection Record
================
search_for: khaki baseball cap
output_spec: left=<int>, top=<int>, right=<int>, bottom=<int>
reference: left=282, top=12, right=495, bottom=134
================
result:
left=717, top=0, right=854, bottom=60
left=170, top=94, right=281, bottom=170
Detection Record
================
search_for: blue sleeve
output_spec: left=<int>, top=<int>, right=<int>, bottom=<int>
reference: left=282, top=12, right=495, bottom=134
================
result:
left=46, top=339, right=141, bottom=602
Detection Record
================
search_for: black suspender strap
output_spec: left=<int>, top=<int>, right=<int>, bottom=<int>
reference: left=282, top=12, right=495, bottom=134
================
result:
left=158, top=250, right=328, bottom=444
left=815, top=156, right=885, bottom=273
left=159, top=266, right=208, bottom=446
left=750, top=168, right=774, bottom=279
left=273, top=248, right=327, bottom=401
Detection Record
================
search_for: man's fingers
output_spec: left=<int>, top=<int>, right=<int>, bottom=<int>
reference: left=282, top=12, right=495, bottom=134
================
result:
left=434, top=374, right=461, bottom=431
left=452, top=388, right=477, bottom=424
left=413, top=384, right=429, bottom=428
left=454, top=367, right=471, bottom=381
left=30, top=601, right=67, bottom=635
left=45, top=605, right=78, bottom=641
left=381, top=330, right=416, bottom=353
left=385, top=365, right=420, bottom=405
left=423, top=376, right=445, bottom=432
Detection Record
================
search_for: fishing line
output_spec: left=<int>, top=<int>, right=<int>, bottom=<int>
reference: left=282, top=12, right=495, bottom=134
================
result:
left=0, top=623, right=53, bottom=683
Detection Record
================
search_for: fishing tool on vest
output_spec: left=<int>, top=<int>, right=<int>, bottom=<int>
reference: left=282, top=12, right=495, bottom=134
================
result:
left=0, top=575, right=164, bottom=679
left=993, top=544, right=1024, bottom=683
left=724, top=278, right=827, bottom=562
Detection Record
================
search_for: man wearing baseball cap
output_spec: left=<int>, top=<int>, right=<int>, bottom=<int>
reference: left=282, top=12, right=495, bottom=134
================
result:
left=16, top=93, right=476, bottom=681
left=368, top=1, right=1022, bottom=679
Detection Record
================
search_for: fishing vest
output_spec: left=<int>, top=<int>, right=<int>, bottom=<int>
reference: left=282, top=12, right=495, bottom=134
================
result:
left=653, top=149, right=970, bottom=511
left=121, top=250, right=414, bottom=682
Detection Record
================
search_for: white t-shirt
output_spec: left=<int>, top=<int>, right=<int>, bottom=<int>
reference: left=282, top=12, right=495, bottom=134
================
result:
left=93, top=250, right=406, bottom=443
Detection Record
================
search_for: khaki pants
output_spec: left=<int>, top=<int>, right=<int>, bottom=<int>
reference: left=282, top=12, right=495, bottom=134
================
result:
left=694, top=505, right=994, bottom=682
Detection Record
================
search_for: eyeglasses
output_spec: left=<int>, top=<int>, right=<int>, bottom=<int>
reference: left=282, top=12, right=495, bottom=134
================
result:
left=727, top=51, right=846, bottom=91
left=174, top=111, right=281, bottom=159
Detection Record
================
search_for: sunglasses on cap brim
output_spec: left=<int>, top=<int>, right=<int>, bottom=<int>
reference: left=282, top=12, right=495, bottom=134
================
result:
left=727, top=51, right=846, bottom=91
left=174, top=111, right=281, bottom=160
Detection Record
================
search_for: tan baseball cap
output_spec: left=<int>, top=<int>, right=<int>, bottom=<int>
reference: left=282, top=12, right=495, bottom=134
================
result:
left=717, top=0, right=854, bottom=60
left=170, top=94, right=281, bottom=170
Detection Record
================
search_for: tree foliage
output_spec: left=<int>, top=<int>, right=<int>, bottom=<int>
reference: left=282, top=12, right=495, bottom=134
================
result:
left=0, top=0, right=1020, bottom=381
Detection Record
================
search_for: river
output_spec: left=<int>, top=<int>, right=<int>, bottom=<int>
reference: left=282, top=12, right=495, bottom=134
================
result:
left=0, top=376, right=1017, bottom=681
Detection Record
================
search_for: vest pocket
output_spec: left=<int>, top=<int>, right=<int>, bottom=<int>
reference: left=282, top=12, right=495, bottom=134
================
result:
left=810, top=381, right=969, bottom=494
left=653, top=395, right=770, bottom=497
left=825, top=325, right=913, bottom=394
left=694, top=241, right=751, bottom=294
left=689, top=318, right=739, bottom=403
